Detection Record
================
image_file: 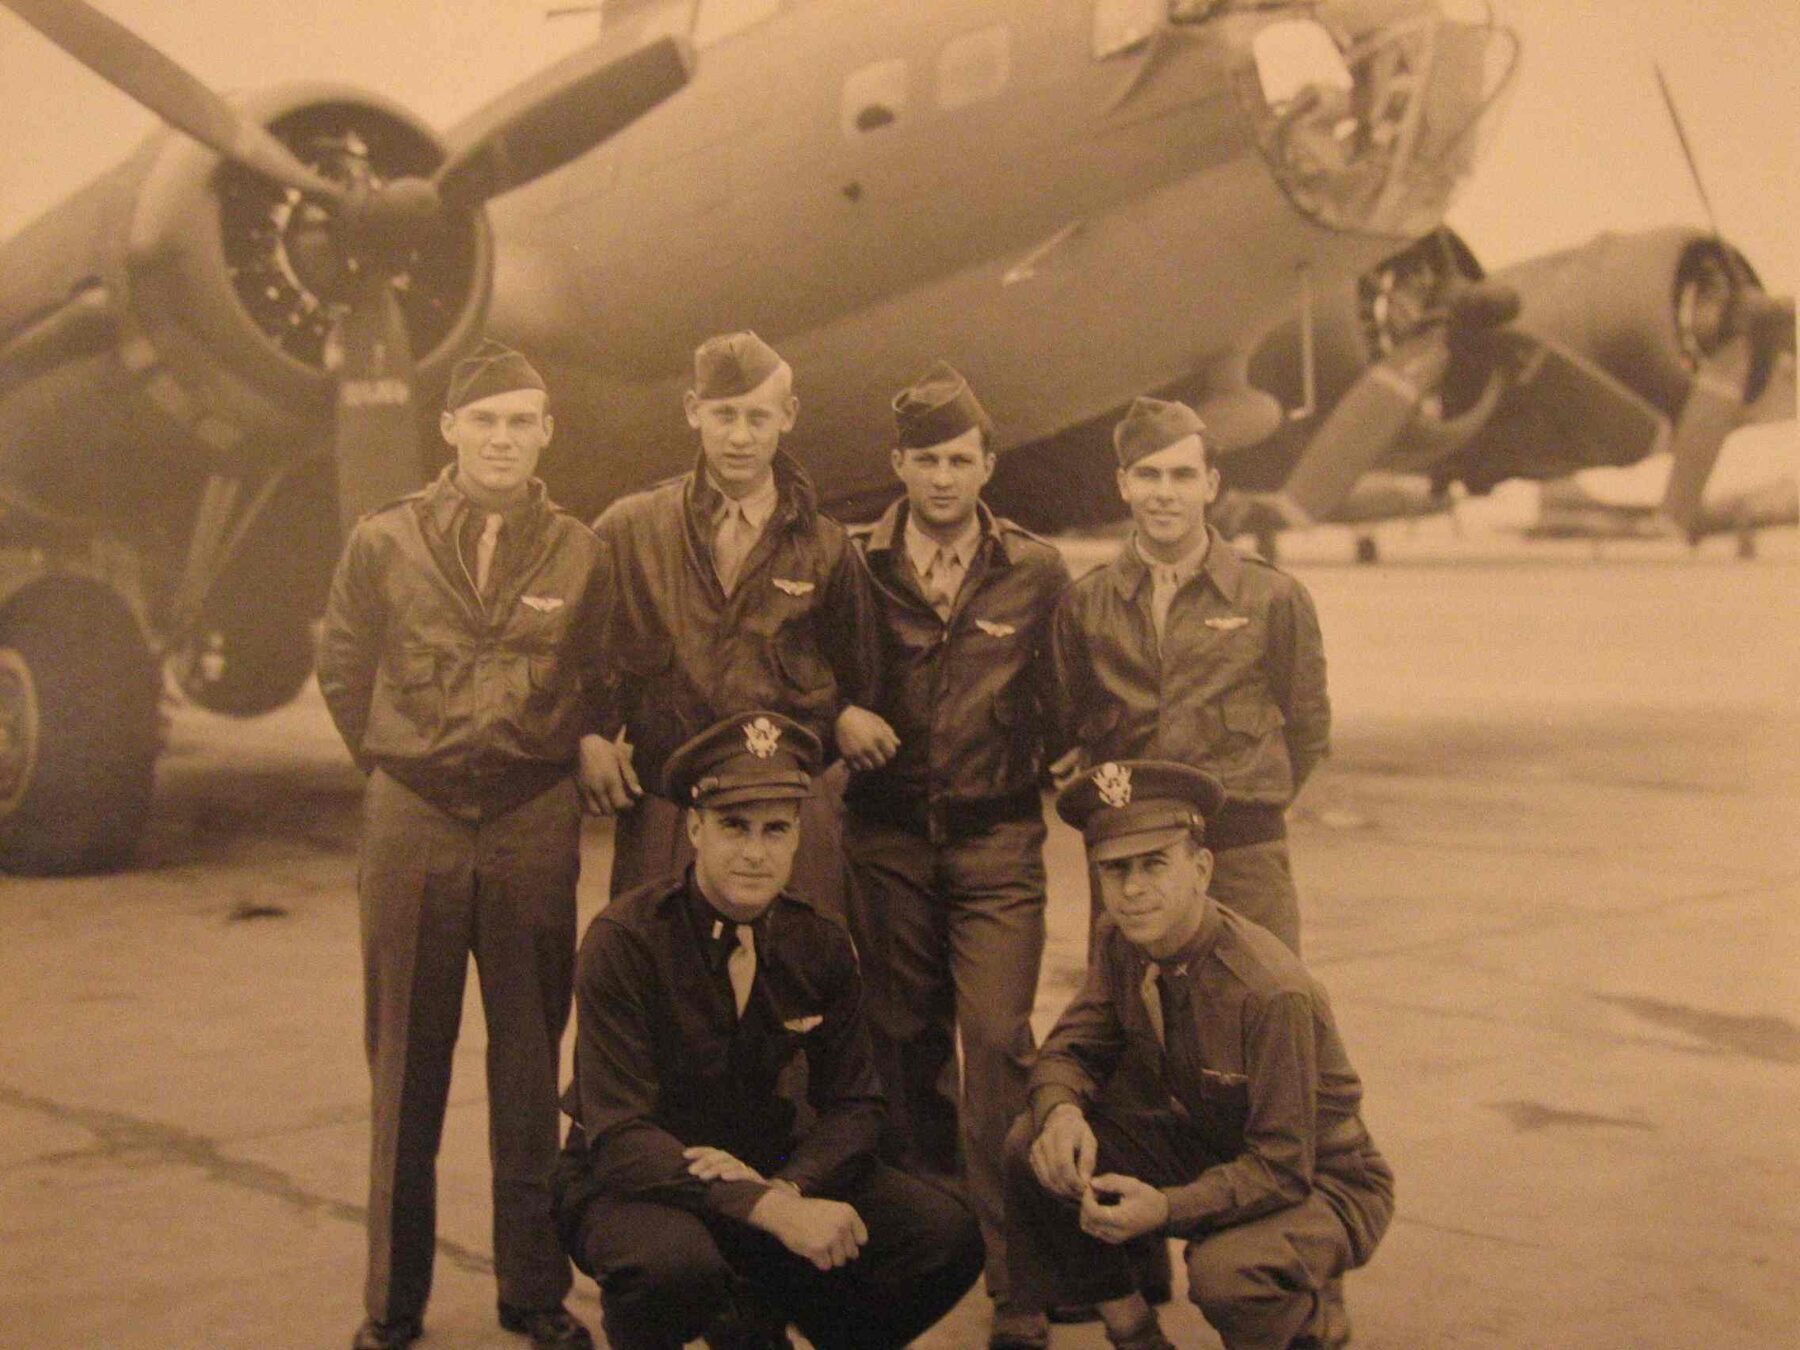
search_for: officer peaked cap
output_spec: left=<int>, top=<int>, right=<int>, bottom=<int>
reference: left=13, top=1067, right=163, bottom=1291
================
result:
left=445, top=339, right=547, bottom=411
left=893, top=359, right=994, bottom=450
left=693, top=331, right=789, bottom=400
left=1056, top=759, right=1226, bottom=862
left=1113, top=396, right=1207, bottom=467
left=664, top=711, right=822, bottom=809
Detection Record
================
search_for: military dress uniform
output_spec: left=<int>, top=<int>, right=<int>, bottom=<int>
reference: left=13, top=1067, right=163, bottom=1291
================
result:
left=1003, top=763, right=1393, bottom=1350
left=316, top=345, right=605, bottom=1345
left=1051, top=398, right=1329, bottom=953
left=842, top=361, right=1070, bottom=1325
left=553, top=713, right=984, bottom=1350
left=588, top=337, right=874, bottom=912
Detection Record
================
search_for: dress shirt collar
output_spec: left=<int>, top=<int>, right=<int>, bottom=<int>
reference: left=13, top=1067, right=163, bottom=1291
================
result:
left=903, top=509, right=982, bottom=580
left=706, top=471, right=779, bottom=532
left=1108, top=523, right=1241, bottom=604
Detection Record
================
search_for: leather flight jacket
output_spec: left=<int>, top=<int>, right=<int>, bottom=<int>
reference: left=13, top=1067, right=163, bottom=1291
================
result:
left=844, top=498, right=1070, bottom=841
left=318, top=467, right=606, bottom=821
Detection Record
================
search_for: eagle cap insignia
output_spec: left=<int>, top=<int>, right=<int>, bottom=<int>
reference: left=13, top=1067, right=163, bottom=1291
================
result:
left=744, top=717, right=782, bottom=759
left=1093, top=762, right=1132, bottom=808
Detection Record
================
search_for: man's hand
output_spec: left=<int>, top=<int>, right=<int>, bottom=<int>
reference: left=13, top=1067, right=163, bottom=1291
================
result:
left=1029, top=1103, right=1097, bottom=1201
left=747, top=1188, right=869, bottom=1271
left=1078, top=1173, right=1170, bottom=1245
left=682, top=1146, right=766, bottom=1186
left=579, top=729, right=642, bottom=815
left=1048, top=746, right=1088, bottom=791
left=834, top=704, right=899, bottom=772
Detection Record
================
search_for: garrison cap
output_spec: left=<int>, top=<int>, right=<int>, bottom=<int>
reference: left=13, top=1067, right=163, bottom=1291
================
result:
left=1113, top=395, right=1207, bottom=467
left=444, top=339, right=547, bottom=411
left=664, top=711, right=822, bottom=809
left=1055, top=759, right=1226, bottom=862
left=893, top=359, right=994, bottom=449
left=693, top=331, right=788, bottom=400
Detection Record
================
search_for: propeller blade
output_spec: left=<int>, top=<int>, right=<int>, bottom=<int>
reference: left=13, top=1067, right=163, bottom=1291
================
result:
left=1653, top=64, right=1721, bottom=240
left=1277, top=334, right=1452, bottom=524
left=332, top=281, right=425, bottom=532
left=3, top=0, right=345, bottom=200
left=435, top=34, right=694, bottom=211
left=1660, top=336, right=1753, bottom=540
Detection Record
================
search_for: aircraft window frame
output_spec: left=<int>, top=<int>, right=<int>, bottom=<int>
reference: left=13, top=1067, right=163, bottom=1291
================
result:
left=1091, top=0, right=1162, bottom=59
left=841, top=58, right=910, bottom=140
left=692, top=0, right=783, bottom=48
left=936, top=24, right=1012, bottom=111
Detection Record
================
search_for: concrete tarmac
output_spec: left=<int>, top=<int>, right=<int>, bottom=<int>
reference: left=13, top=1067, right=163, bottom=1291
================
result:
left=2, top=546, right=1796, bottom=1349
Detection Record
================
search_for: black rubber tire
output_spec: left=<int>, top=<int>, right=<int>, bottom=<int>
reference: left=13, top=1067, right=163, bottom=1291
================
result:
left=0, top=582, right=160, bottom=875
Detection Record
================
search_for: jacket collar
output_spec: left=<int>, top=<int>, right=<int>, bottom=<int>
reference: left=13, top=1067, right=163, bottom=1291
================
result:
left=421, top=462, right=548, bottom=538
left=685, top=448, right=821, bottom=535
left=864, top=496, right=1017, bottom=568
left=1107, top=523, right=1238, bottom=603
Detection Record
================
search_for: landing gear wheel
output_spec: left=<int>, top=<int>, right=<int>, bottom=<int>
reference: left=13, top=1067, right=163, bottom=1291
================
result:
left=0, top=584, right=160, bottom=875
left=1354, top=534, right=1380, bottom=565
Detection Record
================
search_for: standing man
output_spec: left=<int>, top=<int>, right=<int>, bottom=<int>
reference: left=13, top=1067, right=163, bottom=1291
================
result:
left=841, top=360, right=1070, bottom=1350
left=581, top=330, right=891, bottom=911
left=554, top=712, right=985, bottom=1350
left=1051, top=396, right=1329, bottom=953
left=318, top=340, right=601, bottom=1350
left=1004, top=761, right=1393, bottom=1350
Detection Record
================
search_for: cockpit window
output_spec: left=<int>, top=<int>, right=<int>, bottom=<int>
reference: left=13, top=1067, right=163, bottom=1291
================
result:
left=693, top=0, right=781, bottom=48
left=1091, top=0, right=1162, bottom=59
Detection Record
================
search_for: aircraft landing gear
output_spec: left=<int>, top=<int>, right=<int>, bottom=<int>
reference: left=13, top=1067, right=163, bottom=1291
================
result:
left=1355, top=534, right=1380, bottom=565
left=0, top=581, right=159, bottom=875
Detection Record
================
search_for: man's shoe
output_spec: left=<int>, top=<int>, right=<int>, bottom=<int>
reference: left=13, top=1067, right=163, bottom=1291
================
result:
left=497, top=1302, right=595, bottom=1349
left=351, top=1316, right=422, bottom=1350
left=989, top=1305, right=1050, bottom=1349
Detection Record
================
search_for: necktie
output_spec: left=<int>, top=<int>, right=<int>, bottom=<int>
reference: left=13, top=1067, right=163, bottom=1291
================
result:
left=1142, top=961, right=1166, bottom=1045
left=924, top=546, right=961, bottom=621
left=474, top=512, right=503, bottom=598
left=727, top=922, right=757, bottom=1017
left=1150, top=564, right=1180, bottom=642
left=714, top=502, right=757, bottom=596
left=1156, top=965, right=1207, bottom=1105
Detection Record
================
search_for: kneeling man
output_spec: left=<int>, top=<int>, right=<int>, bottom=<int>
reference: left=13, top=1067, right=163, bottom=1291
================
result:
left=555, top=712, right=983, bottom=1349
left=1004, top=762, right=1393, bottom=1350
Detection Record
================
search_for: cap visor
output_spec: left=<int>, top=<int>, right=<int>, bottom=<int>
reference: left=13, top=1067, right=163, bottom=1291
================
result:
left=1088, top=824, right=1192, bottom=863
left=690, top=783, right=813, bottom=810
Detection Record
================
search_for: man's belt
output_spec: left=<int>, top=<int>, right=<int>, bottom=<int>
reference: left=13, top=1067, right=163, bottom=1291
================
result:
left=847, top=785, right=1041, bottom=841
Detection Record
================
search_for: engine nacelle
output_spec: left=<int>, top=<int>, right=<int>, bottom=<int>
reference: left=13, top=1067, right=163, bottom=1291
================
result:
left=0, top=85, right=491, bottom=563
left=1491, top=226, right=1776, bottom=418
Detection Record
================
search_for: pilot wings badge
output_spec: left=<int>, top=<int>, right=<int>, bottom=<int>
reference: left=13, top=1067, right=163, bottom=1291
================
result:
left=974, top=619, right=1016, bottom=638
left=745, top=717, right=782, bottom=758
left=1204, top=615, right=1248, bottom=631
left=1093, top=762, right=1132, bottom=808
left=520, top=595, right=565, bottom=613
left=773, top=578, right=815, bottom=596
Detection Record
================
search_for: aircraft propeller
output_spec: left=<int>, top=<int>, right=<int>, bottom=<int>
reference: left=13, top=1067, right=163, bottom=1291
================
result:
left=1651, top=66, right=1796, bottom=541
left=2, top=0, right=694, bottom=528
left=1267, top=231, right=1521, bottom=529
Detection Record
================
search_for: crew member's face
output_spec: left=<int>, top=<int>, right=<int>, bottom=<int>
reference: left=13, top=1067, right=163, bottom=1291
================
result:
left=687, top=799, right=802, bottom=920
left=440, top=388, right=552, bottom=501
left=1095, top=837, right=1213, bottom=958
left=684, top=370, right=798, bottom=497
left=891, top=425, right=993, bottom=532
left=1117, top=436, right=1218, bottom=556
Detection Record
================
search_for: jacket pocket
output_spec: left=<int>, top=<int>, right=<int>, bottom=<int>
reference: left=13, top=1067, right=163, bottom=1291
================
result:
left=618, top=633, right=674, bottom=678
left=381, top=646, right=441, bottom=732
left=1219, top=687, right=1283, bottom=737
left=773, top=630, right=832, bottom=698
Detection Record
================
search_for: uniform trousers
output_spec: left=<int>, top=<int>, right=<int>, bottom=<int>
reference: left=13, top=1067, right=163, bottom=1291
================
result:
left=565, top=1162, right=984, bottom=1350
left=1002, top=1108, right=1391, bottom=1350
left=359, top=770, right=580, bottom=1323
left=1088, top=836, right=1301, bottom=956
left=843, top=809, right=1047, bottom=1309
left=609, top=766, right=849, bottom=918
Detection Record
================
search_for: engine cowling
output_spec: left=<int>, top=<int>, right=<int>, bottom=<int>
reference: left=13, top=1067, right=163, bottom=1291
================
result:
left=0, top=84, right=491, bottom=555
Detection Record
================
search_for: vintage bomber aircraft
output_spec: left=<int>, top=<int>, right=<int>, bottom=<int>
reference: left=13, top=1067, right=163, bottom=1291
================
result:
left=0, top=0, right=1783, bottom=874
